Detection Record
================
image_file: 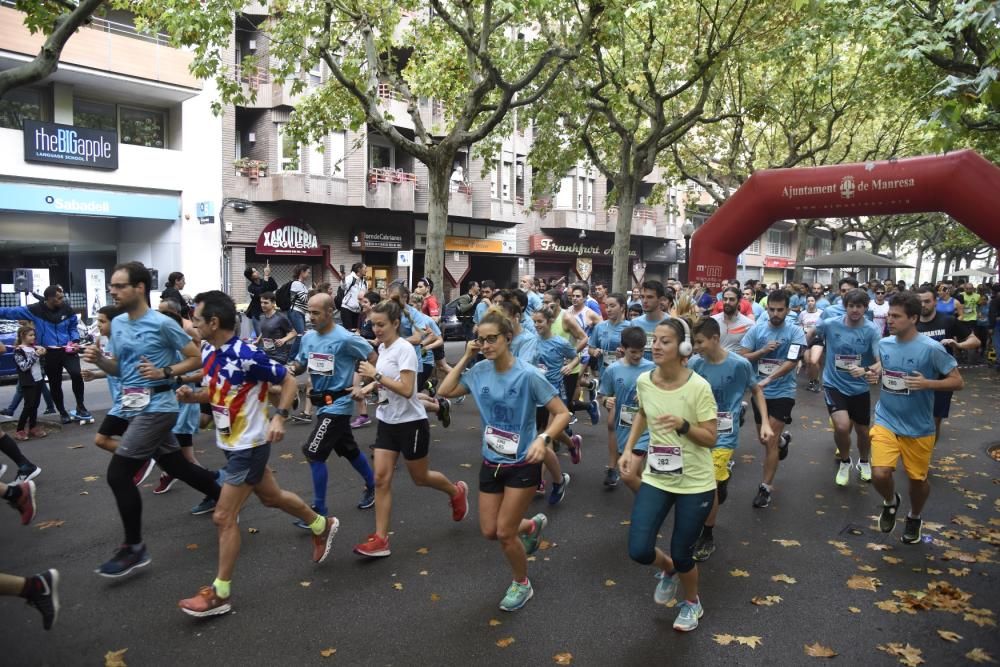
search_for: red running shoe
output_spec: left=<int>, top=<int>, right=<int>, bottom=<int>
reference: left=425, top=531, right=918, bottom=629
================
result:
left=450, top=481, right=469, bottom=521
left=353, top=533, right=391, bottom=558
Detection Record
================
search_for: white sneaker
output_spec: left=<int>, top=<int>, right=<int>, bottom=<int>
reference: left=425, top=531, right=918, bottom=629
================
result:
left=856, top=460, right=872, bottom=483
left=835, top=459, right=851, bottom=487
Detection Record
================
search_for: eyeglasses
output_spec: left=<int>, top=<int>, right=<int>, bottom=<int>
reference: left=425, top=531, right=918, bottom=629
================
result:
left=476, top=334, right=502, bottom=345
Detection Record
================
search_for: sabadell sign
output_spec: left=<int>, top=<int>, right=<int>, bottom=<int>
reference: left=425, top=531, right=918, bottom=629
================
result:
left=256, top=219, right=323, bottom=256
left=23, top=119, right=118, bottom=170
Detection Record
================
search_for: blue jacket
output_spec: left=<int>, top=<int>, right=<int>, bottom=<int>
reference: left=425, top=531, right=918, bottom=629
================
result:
left=0, top=302, right=80, bottom=347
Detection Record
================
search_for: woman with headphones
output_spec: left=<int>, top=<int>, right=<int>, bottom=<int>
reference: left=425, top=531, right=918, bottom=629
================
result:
left=619, top=317, right=719, bottom=632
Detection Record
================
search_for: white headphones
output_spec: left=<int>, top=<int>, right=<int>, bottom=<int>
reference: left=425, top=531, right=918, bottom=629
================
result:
left=676, top=317, right=692, bottom=357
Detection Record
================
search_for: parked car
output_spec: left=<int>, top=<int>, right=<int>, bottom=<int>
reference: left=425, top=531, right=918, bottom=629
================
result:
left=441, top=299, right=467, bottom=341
left=0, top=319, right=18, bottom=380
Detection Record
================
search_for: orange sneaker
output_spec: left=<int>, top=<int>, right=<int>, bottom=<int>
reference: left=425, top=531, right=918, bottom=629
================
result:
left=353, top=533, right=391, bottom=558
left=450, top=481, right=469, bottom=522
left=178, top=586, right=231, bottom=617
left=311, top=516, right=339, bottom=563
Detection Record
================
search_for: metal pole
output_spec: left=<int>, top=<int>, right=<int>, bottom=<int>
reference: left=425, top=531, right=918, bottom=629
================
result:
left=681, top=234, right=691, bottom=284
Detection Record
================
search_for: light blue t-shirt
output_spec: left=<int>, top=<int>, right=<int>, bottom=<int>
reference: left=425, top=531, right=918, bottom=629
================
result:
left=749, top=300, right=765, bottom=320
left=420, top=317, right=442, bottom=367
left=536, top=334, right=578, bottom=394
left=598, top=358, right=655, bottom=453
left=739, top=319, right=807, bottom=399
left=460, top=357, right=557, bottom=464
left=875, top=335, right=957, bottom=436
left=815, top=316, right=881, bottom=396
left=108, top=309, right=191, bottom=416
left=589, top=319, right=629, bottom=372
left=821, top=303, right=846, bottom=320
left=511, top=329, right=539, bottom=364
left=296, top=326, right=372, bottom=416
left=789, top=293, right=806, bottom=312
left=402, top=304, right=432, bottom=359
left=473, top=300, right=490, bottom=325
left=526, top=291, right=542, bottom=316
left=631, top=313, right=667, bottom=360
left=689, top=351, right=756, bottom=449
left=816, top=298, right=831, bottom=310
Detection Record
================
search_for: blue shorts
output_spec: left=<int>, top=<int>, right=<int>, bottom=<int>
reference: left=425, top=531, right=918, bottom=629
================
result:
left=172, top=402, right=201, bottom=435
left=221, top=444, right=271, bottom=486
left=933, top=391, right=952, bottom=419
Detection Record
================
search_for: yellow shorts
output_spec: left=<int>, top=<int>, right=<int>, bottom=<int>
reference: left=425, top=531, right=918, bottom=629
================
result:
left=712, top=448, right=734, bottom=482
left=870, top=424, right=936, bottom=481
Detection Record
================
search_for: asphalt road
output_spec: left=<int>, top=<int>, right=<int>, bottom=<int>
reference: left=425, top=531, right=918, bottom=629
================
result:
left=1, top=348, right=998, bottom=666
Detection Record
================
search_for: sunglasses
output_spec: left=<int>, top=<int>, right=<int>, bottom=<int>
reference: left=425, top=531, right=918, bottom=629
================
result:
left=875, top=291, right=885, bottom=295
left=476, top=334, right=502, bottom=345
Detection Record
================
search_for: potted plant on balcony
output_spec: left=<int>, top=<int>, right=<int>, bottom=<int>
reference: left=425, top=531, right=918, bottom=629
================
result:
left=235, top=159, right=269, bottom=177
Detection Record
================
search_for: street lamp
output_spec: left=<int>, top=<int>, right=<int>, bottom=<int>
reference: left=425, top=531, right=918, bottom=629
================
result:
left=219, top=198, right=253, bottom=293
left=680, top=219, right=695, bottom=285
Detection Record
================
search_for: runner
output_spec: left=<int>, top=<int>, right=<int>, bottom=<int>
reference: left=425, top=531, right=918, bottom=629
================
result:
left=0, top=564, right=59, bottom=631
left=82, top=306, right=128, bottom=455
left=807, top=289, right=881, bottom=487
left=632, top=281, right=671, bottom=360
left=710, top=287, right=755, bottom=353
left=738, top=289, right=806, bottom=508
left=588, top=292, right=629, bottom=375
left=351, top=290, right=382, bottom=430
left=388, top=284, right=449, bottom=427
left=473, top=280, right=496, bottom=334
left=868, top=286, right=890, bottom=336
left=254, top=292, right=297, bottom=365
left=291, top=292, right=378, bottom=518
left=518, top=275, right=543, bottom=316
left=12, top=326, right=47, bottom=440
left=82, top=262, right=222, bottom=577
left=437, top=309, right=570, bottom=612
left=870, top=291, right=964, bottom=544
left=689, top=317, right=770, bottom=561
left=597, top=326, right=654, bottom=491
left=541, top=289, right=597, bottom=424
left=799, top=295, right=825, bottom=392
left=351, top=299, right=469, bottom=558
left=287, top=264, right=311, bottom=360
left=176, top=290, right=338, bottom=617
left=620, top=318, right=717, bottom=632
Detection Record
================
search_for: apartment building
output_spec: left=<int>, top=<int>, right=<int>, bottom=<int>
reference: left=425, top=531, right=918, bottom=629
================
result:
left=222, top=8, right=690, bottom=303
left=0, top=3, right=222, bottom=312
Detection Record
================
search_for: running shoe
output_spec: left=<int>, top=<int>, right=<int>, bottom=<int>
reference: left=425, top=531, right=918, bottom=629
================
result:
left=0, top=407, right=13, bottom=417
left=74, top=409, right=94, bottom=422
left=879, top=492, right=901, bottom=533
left=312, top=516, right=340, bottom=563
left=454, top=394, right=466, bottom=405
left=740, top=401, right=747, bottom=427
left=519, top=513, right=548, bottom=555
left=353, top=532, right=390, bottom=558
left=548, top=473, right=570, bottom=506
left=437, top=398, right=451, bottom=428
left=24, top=569, right=60, bottom=630
left=587, top=399, right=601, bottom=426
left=752, top=485, right=771, bottom=509
left=535, top=480, right=546, bottom=496
left=350, top=415, right=372, bottom=429
left=604, top=467, right=620, bottom=489
left=9, top=480, right=36, bottom=525
left=28, top=426, right=47, bottom=438
left=692, top=535, right=716, bottom=562
left=0, top=463, right=6, bottom=480
left=178, top=586, right=231, bottom=618
left=95, top=544, right=151, bottom=578
left=778, top=432, right=791, bottom=461
left=357, top=486, right=376, bottom=510
left=59, top=413, right=74, bottom=425
left=654, top=571, right=679, bottom=605
left=901, top=516, right=922, bottom=544
left=293, top=505, right=323, bottom=530
left=569, top=434, right=583, bottom=465
left=14, top=430, right=28, bottom=441
left=673, top=599, right=704, bottom=632
left=578, top=377, right=598, bottom=393
left=856, top=460, right=872, bottom=483
left=133, top=459, right=156, bottom=486
left=568, top=415, right=578, bottom=426
left=499, top=579, right=533, bottom=612
left=835, top=459, right=852, bottom=487
left=190, top=497, right=217, bottom=516
left=14, top=464, right=41, bottom=484
left=153, top=473, right=178, bottom=495
left=43, top=407, right=56, bottom=415
left=450, top=481, right=469, bottom=521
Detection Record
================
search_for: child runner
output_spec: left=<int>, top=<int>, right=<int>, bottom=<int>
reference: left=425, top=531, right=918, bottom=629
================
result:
left=12, top=326, right=47, bottom=441
left=438, top=309, right=570, bottom=611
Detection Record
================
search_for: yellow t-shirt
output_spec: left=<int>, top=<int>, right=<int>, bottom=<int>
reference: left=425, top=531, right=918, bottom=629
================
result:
left=636, top=369, right=718, bottom=494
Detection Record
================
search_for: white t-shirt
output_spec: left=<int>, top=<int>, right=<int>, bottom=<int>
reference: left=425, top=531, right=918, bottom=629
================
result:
left=869, top=301, right=889, bottom=335
left=375, top=337, right=427, bottom=424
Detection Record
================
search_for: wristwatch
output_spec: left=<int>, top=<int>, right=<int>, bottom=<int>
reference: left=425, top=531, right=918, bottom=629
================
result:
left=275, top=408, right=290, bottom=419
left=374, top=372, right=383, bottom=382
left=677, top=419, right=691, bottom=435
left=161, top=366, right=174, bottom=379
left=540, top=433, right=553, bottom=446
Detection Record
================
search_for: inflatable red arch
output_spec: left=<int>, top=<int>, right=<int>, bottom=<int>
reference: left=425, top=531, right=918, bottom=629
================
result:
left=688, top=149, right=1000, bottom=290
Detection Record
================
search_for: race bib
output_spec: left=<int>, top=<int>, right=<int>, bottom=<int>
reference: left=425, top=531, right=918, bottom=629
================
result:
left=648, top=443, right=683, bottom=475
left=835, top=354, right=861, bottom=371
left=619, top=404, right=638, bottom=427
left=758, top=358, right=781, bottom=377
left=881, top=369, right=909, bottom=395
left=121, top=387, right=151, bottom=410
left=484, top=426, right=519, bottom=458
left=645, top=332, right=655, bottom=351
left=211, top=405, right=231, bottom=434
left=717, top=411, right=734, bottom=434
left=262, top=338, right=275, bottom=351
left=307, top=352, right=334, bottom=376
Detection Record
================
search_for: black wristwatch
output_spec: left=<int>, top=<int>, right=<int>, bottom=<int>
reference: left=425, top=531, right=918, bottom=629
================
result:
left=161, top=366, right=174, bottom=379
left=275, top=408, right=290, bottom=419
left=374, top=372, right=383, bottom=382
left=677, top=419, right=691, bottom=435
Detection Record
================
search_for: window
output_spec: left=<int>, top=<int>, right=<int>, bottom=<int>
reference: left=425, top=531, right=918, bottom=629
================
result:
left=369, top=143, right=392, bottom=170
left=766, top=230, right=789, bottom=257
left=329, top=131, right=345, bottom=175
left=308, top=61, right=321, bottom=86
left=746, top=239, right=761, bottom=254
left=501, top=158, right=512, bottom=201
left=555, top=176, right=574, bottom=209
left=0, top=88, right=42, bottom=129
left=277, top=124, right=300, bottom=172
left=120, top=106, right=165, bottom=148
left=587, top=178, right=594, bottom=211
left=577, top=176, right=586, bottom=209
left=73, top=99, right=116, bottom=131
left=309, top=142, right=325, bottom=176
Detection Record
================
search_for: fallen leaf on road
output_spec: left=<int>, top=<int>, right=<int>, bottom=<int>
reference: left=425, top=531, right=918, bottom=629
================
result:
left=430, top=593, right=441, bottom=602
left=584, top=513, right=594, bottom=518
left=846, top=575, right=881, bottom=591
left=867, top=543, right=892, bottom=551
left=926, top=568, right=943, bottom=574
left=877, top=642, right=925, bottom=666
left=876, top=600, right=903, bottom=613
left=553, top=652, right=573, bottom=665
left=966, top=648, right=996, bottom=663
left=186, top=543, right=198, bottom=550
left=416, top=547, right=429, bottom=554
left=858, top=565, right=878, bottom=572
left=248, top=528, right=259, bottom=534
left=488, top=619, right=502, bottom=627
left=771, top=574, right=797, bottom=584
left=936, top=630, right=962, bottom=642
left=68, top=444, right=84, bottom=449
left=79, top=491, right=89, bottom=496
left=736, top=636, right=763, bottom=648
left=620, top=520, right=631, bottom=526
left=459, top=463, right=472, bottom=468
left=729, top=569, right=750, bottom=577
left=392, top=582, right=403, bottom=591
left=538, top=540, right=553, bottom=551
left=751, top=595, right=782, bottom=606
left=496, top=637, right=515, bottom=648
left=848, top=607, right=861, bottom=613
left=419, top=570, right=429, bottom=576
left=883, top=556, right=903, bottom=565
left=83, top=475, right=99, bottom=482
left=948, top=567, right=970, bottom=577
left=804, top=642, right=837, bottom=658
left=280, top=453, right=293, bottom=459
left=36, top=520, right=65, bottom=530
left=604, top=579, right=616, bottom=587
left=319, top=648, right=336, bottom=658
left=104, top=648, right=128, bottom=667
left=964, top=612, right=997, bottom=628
left=772, top=539, right=801, bottom=547
left=300, top=581, right=311, bottom=587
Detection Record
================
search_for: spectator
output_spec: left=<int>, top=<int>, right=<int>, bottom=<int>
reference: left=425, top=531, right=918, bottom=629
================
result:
left=244, top=265, right=278, bottom=337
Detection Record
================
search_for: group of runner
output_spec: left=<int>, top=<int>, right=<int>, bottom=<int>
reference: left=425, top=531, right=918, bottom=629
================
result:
left=3, top=265, right=987, bottom=634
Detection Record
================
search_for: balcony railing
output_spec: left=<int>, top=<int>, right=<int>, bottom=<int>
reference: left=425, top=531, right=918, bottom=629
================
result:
left=368, top=167, right=417, bottom=185
left=608, top=205, right=658, bottom=224
left=235, top=64, right=270, bottom=90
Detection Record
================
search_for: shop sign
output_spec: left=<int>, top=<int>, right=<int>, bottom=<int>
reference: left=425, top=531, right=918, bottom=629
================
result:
left=642, top=240, right=677, bottom=263
left=764, top=257, right=794, bottom=268
left=0, top=182, right=178, bottom=220
left=444, top=237, right=515, bottom=254
left=529, top=234, right=637, bottom=258
left=351, top=230, right=404, bottom=251
left=23, top=120, right=118, bottom=170
left=575, top=257, right=593, bottom=281
left=256, top=219, right=322, bottom=257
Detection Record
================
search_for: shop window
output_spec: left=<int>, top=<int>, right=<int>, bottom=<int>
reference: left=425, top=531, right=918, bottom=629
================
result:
left=0, top=88, right=42, bottom=129
left=120, top=106, right=165, bottom=148
left=277, top=124, right=300, bottom=172
left=73, top=99, right=117, bottom=131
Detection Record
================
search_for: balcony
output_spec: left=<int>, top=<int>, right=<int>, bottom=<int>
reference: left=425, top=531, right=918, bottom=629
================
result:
left=490, top=197, right=533, bottom=224
left=545, top=208, right=599, bottom=232
left=232, top=169, right=349, bottom=205
left=234, top=65, right=272, bottom=108
left=448, top=184, right=473, bottom=218
left=608, top=205, right=659, bottom=237
left=366, top=168, right=416, bottom=211
left=376, top=84, right=417, bottom=131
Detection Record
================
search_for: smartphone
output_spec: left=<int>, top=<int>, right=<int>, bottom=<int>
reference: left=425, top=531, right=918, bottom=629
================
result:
left=786, top=343, right=802, bottom=361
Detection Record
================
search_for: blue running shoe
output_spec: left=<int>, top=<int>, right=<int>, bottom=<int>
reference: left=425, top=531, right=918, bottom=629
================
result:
left=96, top=544, right=151, bottom=578
left=654, top=570, right=679, bottom=605
left=673, top=599, right=704, bottom=631
left=548, top=473, right=570, bottom=505
left=587, top=400, right=601, bottom=426
left=499, top=579, right=533, bottom=611
left=519, top=513, right=548, bottom=555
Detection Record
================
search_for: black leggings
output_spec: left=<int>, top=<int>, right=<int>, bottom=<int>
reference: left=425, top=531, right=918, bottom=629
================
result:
left=562, top=374, right=590, bottom=412
left=17, top=385, right=40, bottom=430
left=0, top=434, right=32, bottom=468
left=43, top=348, right=86, bottom=414
left=107, top=451, right=220, bottom=545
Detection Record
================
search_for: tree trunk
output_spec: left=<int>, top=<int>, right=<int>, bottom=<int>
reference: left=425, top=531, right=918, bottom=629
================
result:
left=913, top=244, right=924, bottom=285
left=611, top=181, right=637, bottom=294
left=791, top=222, right=813, bottom=285
left=930, top=252, right=941, bottom=284
left=425, top=161, right=452, bottom=304
left=888, top=240, right=898, bottom=282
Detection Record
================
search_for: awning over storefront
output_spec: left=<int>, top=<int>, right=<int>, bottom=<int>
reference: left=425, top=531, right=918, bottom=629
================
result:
left=0, top=181, right=179, bottom=220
